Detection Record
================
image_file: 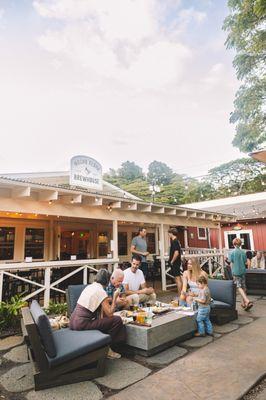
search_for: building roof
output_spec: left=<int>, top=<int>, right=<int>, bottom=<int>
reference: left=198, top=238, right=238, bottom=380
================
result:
left=250, top=149, right=266, bottom=163
left=183, top=191, right=266, bottom=220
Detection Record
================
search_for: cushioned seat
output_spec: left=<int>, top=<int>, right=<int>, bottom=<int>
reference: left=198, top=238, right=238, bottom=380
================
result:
left=66, top=284, right=88, bottom=316
left=48, top=328, right=111, bottom=368
left=211, top=300, right=231, bottom=309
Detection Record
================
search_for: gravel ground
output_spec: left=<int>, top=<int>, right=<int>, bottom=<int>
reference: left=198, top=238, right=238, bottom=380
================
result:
left=242, top=376, right=266, bottom=400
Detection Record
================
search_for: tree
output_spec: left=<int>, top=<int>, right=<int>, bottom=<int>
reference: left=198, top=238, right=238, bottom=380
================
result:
left=118, top=161, right=144, bottom=181
left=147, top=161, right=175, bottom=185
left=223, top=0, right=266, bottom=152
left=204, top=157, right=265, bottom=197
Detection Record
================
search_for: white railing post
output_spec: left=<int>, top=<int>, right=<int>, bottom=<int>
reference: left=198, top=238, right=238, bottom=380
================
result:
left=208, top=258, right=213, bottom=276
left=44, top=267, right=51, bottom=308
left=159, top=223, right=166, bottom=291
left=83, top=266, right=88, bottom=284
left=0, top=271, right=3, bottom=302
left=112, top=220, right=119, bottom=269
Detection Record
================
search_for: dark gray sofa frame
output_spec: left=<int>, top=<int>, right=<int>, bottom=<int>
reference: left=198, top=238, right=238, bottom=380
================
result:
left=21, top=306, right=110, bottom=391
left=208, top=279, right=238, bottom=325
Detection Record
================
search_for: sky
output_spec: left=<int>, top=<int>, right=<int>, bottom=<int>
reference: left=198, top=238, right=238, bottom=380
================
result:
left=0, top=0, right=244, bottom=178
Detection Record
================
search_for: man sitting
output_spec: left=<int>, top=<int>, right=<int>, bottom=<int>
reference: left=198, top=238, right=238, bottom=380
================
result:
left=106, top=268, right=138, bottom=310
left=123, top=254, right=156, bottom=305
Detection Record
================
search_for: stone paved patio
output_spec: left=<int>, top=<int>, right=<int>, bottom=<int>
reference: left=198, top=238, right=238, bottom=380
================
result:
left=0, top=293, right=265, bottom=399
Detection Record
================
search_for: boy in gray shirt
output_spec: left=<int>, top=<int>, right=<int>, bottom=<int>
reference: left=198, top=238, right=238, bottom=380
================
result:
left=194, top=275, right=213, bottom=337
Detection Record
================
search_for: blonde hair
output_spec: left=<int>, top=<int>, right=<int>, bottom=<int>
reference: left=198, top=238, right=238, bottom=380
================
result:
left=188, top=257, right=203, bottom=281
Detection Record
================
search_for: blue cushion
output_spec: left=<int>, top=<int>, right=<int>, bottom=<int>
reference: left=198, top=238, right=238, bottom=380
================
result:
left=30, top=300, right=57, bottom=358
left=208, top=279, right=236, bottom=307
left=211, top=300, right=231, bottom=309
left=67, top=284, right=88, bottom=315
left=47, top=328, right=111, bottom=368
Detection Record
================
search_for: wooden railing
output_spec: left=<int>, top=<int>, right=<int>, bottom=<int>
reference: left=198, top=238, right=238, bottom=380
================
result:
left=0, top=259, right=119, bottom=307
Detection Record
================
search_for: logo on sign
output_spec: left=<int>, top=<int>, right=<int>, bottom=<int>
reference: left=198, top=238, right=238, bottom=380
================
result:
left=70, top=156, right=103, bottom=190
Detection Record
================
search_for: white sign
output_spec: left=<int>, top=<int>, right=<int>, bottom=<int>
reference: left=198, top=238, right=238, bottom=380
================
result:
left=70, top=155, right=103, bottom=190
left=70, top=255, right=77, bottom=261
left=25, top=257, right=32, bottom=263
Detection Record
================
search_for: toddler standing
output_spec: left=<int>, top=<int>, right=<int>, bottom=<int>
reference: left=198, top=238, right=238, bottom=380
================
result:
left=194, top=275, right=213, bottom=337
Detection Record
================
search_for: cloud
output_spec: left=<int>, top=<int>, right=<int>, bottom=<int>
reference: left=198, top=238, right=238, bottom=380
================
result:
left=34, top=0, right=191, bottom=90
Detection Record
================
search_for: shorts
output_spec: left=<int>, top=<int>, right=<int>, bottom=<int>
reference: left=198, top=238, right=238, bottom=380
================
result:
left=170, top=262, right=182, bottom=277
left=233, top=275, right=246, bottom=290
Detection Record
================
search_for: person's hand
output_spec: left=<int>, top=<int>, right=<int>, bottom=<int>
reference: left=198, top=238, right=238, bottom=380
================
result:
left=113, top=288, right=121, bottom=299
left=144, top=252, right=149, bottom=256
left=144, top=287, right=154, bottom=295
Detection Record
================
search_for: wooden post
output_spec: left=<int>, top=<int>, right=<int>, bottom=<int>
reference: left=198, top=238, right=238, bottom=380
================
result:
left=159, top=224, right=166, bottom=291
left=0, top=271, right=3, bottom=302
left=112, top=220, right=118, bottom=269
left=83, top=266, right=88, bottom=285
left=48, top=219, right=54, bottom=260
left=184, top=226, right=188, bottom=250
left=44, top=267, right=51, bottom=308
left=56, top=224, right=61, bottom=260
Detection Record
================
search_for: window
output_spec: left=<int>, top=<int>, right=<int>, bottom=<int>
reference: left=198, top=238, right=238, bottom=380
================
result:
left=98, top=232, right=109, bottom=257
left=197, top=227, right=207, bottom=240
left=0, top=227, right=15, bottom=260
left=118, top=232, right=127, bottom=256
left=25, top=228, right=45, bottom=260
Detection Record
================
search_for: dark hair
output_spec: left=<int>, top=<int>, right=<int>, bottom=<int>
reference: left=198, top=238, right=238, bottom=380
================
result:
left=168, top=227, right=178, bottom=237
left=138, top=227, right=146, bottom=233
left=95, top=268, right=110, bottom=287
left=197, top=275, right=208, bottom=285
left=132, top=254, right=142, bottom=263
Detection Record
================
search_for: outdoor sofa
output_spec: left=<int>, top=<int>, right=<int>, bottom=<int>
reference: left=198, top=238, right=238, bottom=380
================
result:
left=21, top=300, right=111, bottom=391
left=67, top=281, right=238, bottom=326
left=209, top=279, right=238, bottom=325
left=245, top=269, right=266, bottom=295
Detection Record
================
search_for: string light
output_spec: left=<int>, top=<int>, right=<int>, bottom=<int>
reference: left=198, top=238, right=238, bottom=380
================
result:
left=49, top=200, right=53, bottom=205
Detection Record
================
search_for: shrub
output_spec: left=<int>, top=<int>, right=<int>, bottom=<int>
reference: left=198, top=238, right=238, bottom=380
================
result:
left=44, top=301, right=67, bottom=316
left=0, top=294, right=27, bottom=333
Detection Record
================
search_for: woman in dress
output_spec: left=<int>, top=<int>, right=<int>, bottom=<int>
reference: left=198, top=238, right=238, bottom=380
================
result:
left=179, top=257, right=208, bottom=306
left=70, top=268, right=126, bottom=359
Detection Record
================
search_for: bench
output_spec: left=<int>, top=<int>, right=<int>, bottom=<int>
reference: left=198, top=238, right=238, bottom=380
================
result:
left=21, top=300, right=111, bottom=391
left=209, top=279, right=238, bottom=325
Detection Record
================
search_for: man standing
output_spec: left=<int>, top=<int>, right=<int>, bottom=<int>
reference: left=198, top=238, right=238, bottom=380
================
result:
left=123, top=254, right=156, bottom=305
left=168, top=228, right=182, bottom=296
left=131, top=227, right=149, bottom=278
left=229, top=238, right=253, bottom=310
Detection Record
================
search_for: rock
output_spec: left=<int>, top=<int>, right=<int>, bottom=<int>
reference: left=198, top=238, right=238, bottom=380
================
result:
left=95, top=358, right=151, bottom=390
left=231, top=316, right=253, bottom=325
left=4, top=345, right=29, bottom=364
left=213, top=323, right=239, bottom=334
left=144, top=346, right=187, bottom=366
left=0, top=364, right=34, bottom=392
left=0, top=336, right=23, bottom=351
left=26, top=382, right=102, bottom=400
left=180, top=335, right=213, bottom=348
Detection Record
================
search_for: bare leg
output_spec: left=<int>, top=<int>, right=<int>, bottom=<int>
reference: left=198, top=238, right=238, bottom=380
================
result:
left=238, top=287, right=249, bottom=306
left=175, top=276, right=182, bottom=297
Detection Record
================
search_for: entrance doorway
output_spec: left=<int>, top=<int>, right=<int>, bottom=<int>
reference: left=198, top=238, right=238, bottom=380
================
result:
left=224, top=230, right=254, bottom=250
left=60, top=230, right=90, bottom=260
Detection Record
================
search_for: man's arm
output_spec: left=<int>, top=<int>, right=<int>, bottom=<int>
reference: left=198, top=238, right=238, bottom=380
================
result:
left=170, top=250, right=179, bottom=264
left=130, top=244, right=149, bottom=257
left=124, top=283, right=147, bottom=295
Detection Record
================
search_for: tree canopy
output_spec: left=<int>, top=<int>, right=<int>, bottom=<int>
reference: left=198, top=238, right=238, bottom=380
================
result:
left=223, top=0, right=266, bottom=152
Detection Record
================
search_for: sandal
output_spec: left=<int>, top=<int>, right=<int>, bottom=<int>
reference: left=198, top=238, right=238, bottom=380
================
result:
left=244, top=302, right=253, bottom=311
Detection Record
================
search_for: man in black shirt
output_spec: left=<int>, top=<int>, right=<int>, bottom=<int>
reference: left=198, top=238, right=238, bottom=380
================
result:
left=168, top=227, right=182, bottom=296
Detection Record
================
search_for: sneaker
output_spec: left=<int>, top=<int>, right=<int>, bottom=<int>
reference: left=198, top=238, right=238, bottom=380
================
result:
left=107, top=349, right=122, bottom=359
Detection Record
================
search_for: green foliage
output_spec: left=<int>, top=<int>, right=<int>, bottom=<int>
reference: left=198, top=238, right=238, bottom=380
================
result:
left=223, top=0, right=266, bottom=152
left=44, top=301, right=68, bottom=316
left=118, top=161, right=144, bottom=181
left=147, top=161, right=174, bottom=185
left=0, top=295, right=27, bottom=333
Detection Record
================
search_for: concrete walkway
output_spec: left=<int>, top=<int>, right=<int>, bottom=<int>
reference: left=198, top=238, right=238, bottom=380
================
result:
left=110, top=316, right=266, bottom=400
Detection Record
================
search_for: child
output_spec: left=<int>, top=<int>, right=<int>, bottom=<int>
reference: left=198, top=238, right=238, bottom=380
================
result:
left=194, top=275, right=213, bottom=337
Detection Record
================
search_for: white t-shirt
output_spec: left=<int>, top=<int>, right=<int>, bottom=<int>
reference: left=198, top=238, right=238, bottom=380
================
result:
left=77, top=282, right=107, bottom=312
left=123, top=268, right=145, bottom=291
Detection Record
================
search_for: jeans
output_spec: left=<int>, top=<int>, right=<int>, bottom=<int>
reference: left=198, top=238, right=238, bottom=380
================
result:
left=140, top=262, right=148, bottom=278
left=196, top=305, right=213, bottom=335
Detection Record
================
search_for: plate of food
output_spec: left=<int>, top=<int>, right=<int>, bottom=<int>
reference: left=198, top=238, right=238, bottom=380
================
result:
left=151, top=306, right=170, bottom=314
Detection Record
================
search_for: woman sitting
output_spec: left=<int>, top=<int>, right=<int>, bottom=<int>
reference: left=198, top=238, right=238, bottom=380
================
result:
left=70, top=268, right=126, bottom=359
left=180, top=257, right=208, bottom=306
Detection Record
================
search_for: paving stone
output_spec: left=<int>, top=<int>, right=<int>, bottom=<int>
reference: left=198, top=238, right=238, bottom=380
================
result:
left=213, top=323, right=239, bottom=334
left=95, top=358, right=151, bottom=390
left=231, top=316, right=253, bottom=325
left=181, top=335, right=213, bottom=348
left=144, top=346, right=187, bottom=366
left=213, top=333, right=222, bottom=338
left=4, top=345, right=29, bottom=364
left=241, top=302, right=266, bottom=318
left=0, top=336, right=23, bottom=351
left=0, top=364, right=34, bottom=392
left=108, top=318, right=266, bottom=400
left=26, top=382, right=102, bottom=400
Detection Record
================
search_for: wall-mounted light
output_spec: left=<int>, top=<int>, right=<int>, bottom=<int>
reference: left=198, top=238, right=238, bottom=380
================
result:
left=49, top=200, right=53, bottom=205
left=107, top=203, right=112, bottom=212
left=70, top=198, right=74, bottom=204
